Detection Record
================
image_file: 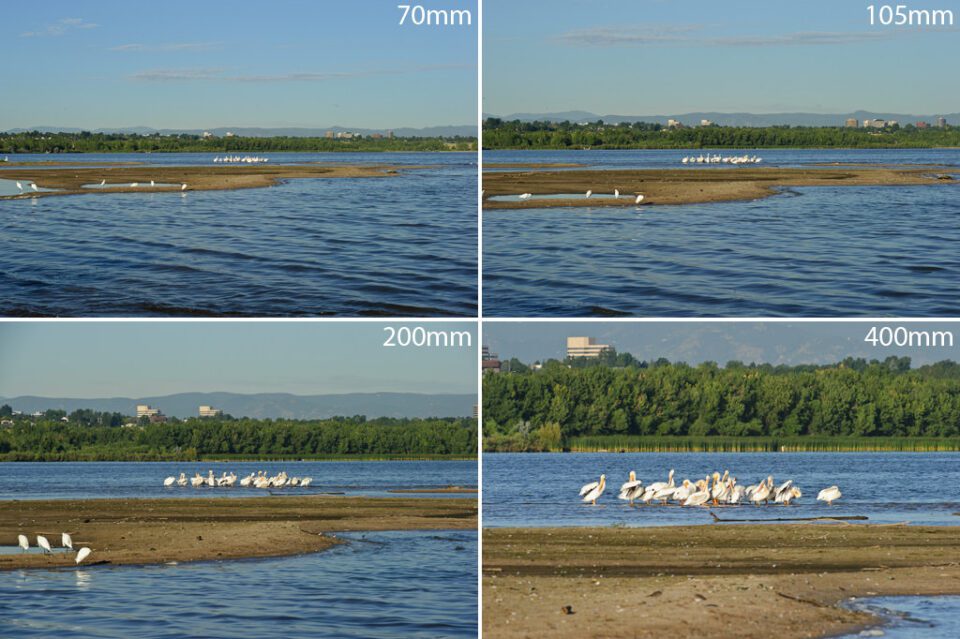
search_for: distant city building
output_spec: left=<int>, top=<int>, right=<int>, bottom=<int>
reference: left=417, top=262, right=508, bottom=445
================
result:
left=199, top=405, right=222, bottom=417
left=387, top=130, right=395, bottom=139
left=370, top=133, right=384, bottom=139
left=863, top=119, right=886, bottom=129
left=845, top=118, right=859, bottom=128
left=567, top=336, right=611, bottom=359
left=472, top=404, right=479, bottom=419
left=201, top=131, right=214, bottom=139
left=916, top=121, right=930, bottom=129
left=482, top=345, right=502, bottom=374
left=336, top=132, right=354, bottom=139
left=887, top=120, right=899, bottom=128
left=937, top=117, right=947, bottom=128
left=667, top=119, right=683, bottom=129
left=224, top=131, right=235, bottom=138
left=325, top=131, right=335, bottom=139
left=700, top=119, right=713, bottom=127
left=136, top=404, right=161, bottom=418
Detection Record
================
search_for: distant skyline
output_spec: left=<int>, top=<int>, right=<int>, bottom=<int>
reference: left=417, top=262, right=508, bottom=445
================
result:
left=484, top=322, right=960, bottom=367
left=2, top=0, right=476, bottom=130
left=0, top=322, right=477, bottom=397
left=485, top=0, right=959, bottom=116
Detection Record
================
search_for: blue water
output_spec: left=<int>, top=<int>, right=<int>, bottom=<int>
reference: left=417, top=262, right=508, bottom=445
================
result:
left=0, top=460, right=476, bottom=501
left=0, top=530, right=478, bottom=638
left=0, top=152, right=477, bottom=317
left=483, top=452, right=960, bottom=527
left=842, top=596, right=960, bottom=638
left=483, top=149, right=960, bottom=317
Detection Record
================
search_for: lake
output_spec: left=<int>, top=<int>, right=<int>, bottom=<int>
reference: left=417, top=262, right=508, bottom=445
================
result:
left=0, top=530, right=477, bottom=638
left=482, top=452, right=960, bottom=528
left=841, top=596, right=960, bottom=639
left=0, top=460, right=476, bottom=501
left=483, top=149, right=960, bottom=317
left=0, top=152, right=477, bottom=317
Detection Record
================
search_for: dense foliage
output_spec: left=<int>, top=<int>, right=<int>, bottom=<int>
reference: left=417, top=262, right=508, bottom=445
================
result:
left=0, top=132, right=476, bottom=154
left=0, top=413, right=477, bottom=461
left=483, top=118, right=960, bottom=149
left=483, top=355, right=960, bottom=451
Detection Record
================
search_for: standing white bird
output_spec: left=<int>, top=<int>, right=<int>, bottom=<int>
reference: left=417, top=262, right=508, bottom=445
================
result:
left=585, top=190, right=592, bottom=198
left=181, top=183, right=188, bottom=191
left=614, top=188, right=620, bottom=199
left=150, top=180, right=155, bottom=187
left=31, top=183, right=39, bottom=192
left=75, top=547, right=92, bottom=565
left=62, top=532, right=73, bottom=551
left=618, top=471, right=644, bottom=505
left=635, top=194, right=644, bottom=204
left=18, top=534, right=29, bottom=552
left=37, top=535, right=52, bottom=553
left=99, top=179, right=106, bottom=186
left=15, top=181, right=23, bottom=191
left=579, top=474, right=606, bottom=505
left=130, top=182, right=139, bottom=188
left=817, top=486, right=842, bottom=505
left=518, top=193, right=532, bottom=200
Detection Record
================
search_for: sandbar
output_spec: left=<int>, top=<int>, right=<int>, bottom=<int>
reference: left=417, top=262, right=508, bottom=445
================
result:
left=0, top=163, right=417, bottom=199
left=0, top=494, right=476, bottom=570
left=482, top=166, right=959, bottom=208
left=483, top=524, right=960, bottom=638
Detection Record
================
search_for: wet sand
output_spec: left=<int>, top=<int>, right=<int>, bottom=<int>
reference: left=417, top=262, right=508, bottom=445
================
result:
left=389, top=486, right=478, bottom=494
left=483, top=525, right=960, bottom=638
left=482, top=166, right=958, bottom=208
left=0, top=495, right=476, bottom=570
left=0, top=163, right=415, bottom=199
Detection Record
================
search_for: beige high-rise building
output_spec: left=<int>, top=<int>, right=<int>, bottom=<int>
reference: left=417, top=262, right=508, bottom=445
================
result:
left=136, top=404, right=160, bottom=418
left=199, top=405, right=222, bottom=417
left=567, top=336, right=611, bottom=358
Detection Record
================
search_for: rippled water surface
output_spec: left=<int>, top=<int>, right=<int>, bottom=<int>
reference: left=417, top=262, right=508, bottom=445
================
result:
left=0, top=152, right=476, bottom=316
left=0, top=460, right=476, bottom=501
left=0, top=531, right=478, bottom=638
left=483, top=149, right=960, bottom=316
left=483, top=452, right=960, bottom=527
left=841, top=596, right=960, bottom=638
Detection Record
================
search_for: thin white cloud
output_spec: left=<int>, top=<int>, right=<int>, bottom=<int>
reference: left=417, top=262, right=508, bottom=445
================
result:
left=555, top=25, right=909, bottom=48
left=110, top=42, right=221, bottom=52
left=130, top=64, right=470, bottom=83
left=21, top=17, right=98, bottom=38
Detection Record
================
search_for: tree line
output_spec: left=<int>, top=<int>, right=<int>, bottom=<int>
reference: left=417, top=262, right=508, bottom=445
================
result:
left=483, top=354, right=960, bottom=451
left=0, top=413, right=477, bottom=461
left=483, top=118, right=960, bottom=149
left=0, top=132, right=476, bottom=154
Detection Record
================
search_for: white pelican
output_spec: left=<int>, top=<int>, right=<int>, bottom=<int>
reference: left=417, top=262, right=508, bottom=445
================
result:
left=300, top=477, right=313, bottom=488
left=15, top=181, right=23, bottom=191
left=635, top=194, right=644, bottom=205
left=163, top=476, right=176, bottom=487
left=518, top=193, right=532, bottom=200
left=17, top=534, right=29, bottom=551
left=580, top=474, right=606, bottom=505
left=710, top=472, right=730, bottom=505
left=750, top=477, right=773, bottom=505
left=684, top=480, right=710, bottom=507
left=206, top=470, right=215, bottom=487
left=176, top=472, right=187, bottom=487
left=618, top=471, right=643, bottom=505
left=130, top=182, right=139, bottom=187
left=779, top=487, right=802, bottom=505
left=585, top=190, right=592, bottom=198
left=614, top=188, right=620, bottom=199
left=646, top=469, right=675, bottom=494
left=672, top=479, right=693, bottom=503
left=75, top=547, right=92, bottom=565
left=817, top=486, right=841, bottom=505
left=31, top=183, right=38, bottom=192
left=99, top=179, right=106, bottom=186
left=62, top=532, right=73, bottom=551
left=774, top=480, right=793, bottom=501
left=181, top=183, right=188, bottom=191
left=150, top=180, right=155, bottom=187
left=190, top=473, right=204, bottom=487
left=37, top=535, right=52, bottom=553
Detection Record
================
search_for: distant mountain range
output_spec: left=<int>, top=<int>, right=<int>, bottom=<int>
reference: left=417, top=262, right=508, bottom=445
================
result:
left=0, top=392, right=475, bottom=419
left=3, top=125, right=476, bottom=138
left=485, top=111, right=958, bottom=127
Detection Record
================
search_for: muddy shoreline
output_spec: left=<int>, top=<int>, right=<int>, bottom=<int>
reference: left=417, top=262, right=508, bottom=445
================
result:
left=483, top=524, right=960, bottom=638
left=482, top=166, right=958, bottom=209
left=0, top=163, right=419, bottom=199
left=0, top=494, right=476, bottom=570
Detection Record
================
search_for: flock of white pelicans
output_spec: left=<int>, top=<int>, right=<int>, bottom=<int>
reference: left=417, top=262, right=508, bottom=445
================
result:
left=212, top=155, right=269, bottom=164
left=14, top=532, right=93, bottom=565
left=681, top=155, right=763, bottom=165
left=13, top=180, right=189, bottom=192
left=516, top=189, right=646, bottom=204
left=162, top=470, right=314, bottom=489
left=579, top=469, right=842, bottom=507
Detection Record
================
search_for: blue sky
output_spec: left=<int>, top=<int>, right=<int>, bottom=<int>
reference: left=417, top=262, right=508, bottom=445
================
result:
left=485, top=0, right=959, bottom=116
left=2, top=0, right=476, bottom=129
left=484, top=322, right=960, bottom=367
left=0, top=322, right=477, bottom=397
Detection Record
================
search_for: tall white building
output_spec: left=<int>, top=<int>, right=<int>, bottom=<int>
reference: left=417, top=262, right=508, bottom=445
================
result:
left=567, top=336, right=611, bottom=358
left=136, top=405, right=160, bottom=418
left=199, top=405, right=222, bottom=417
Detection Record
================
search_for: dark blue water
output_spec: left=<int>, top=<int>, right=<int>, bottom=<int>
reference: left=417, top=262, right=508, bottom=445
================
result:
left=0, top=152, right=477, bottom=317
left=0, top=530, right=478, bottom=638
left=0, top=460, right=476, bottom=501
left=842, top=596, right=960, bottom=639
left=483, top=452, right=960, bottom=527
left=483, top=149, right=960, bottom=317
